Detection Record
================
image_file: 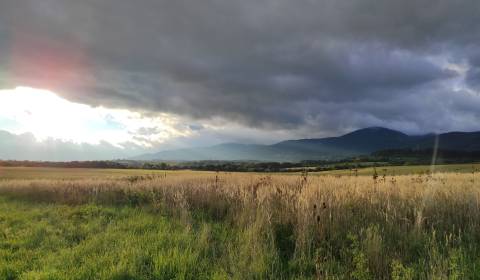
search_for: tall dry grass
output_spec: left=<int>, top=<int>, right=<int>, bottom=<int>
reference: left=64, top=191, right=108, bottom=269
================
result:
left=1, top=172, right=479, bottom=278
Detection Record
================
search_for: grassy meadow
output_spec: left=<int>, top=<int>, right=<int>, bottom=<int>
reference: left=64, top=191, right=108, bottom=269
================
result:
left=0, top=167, right=211, bottom=180
left=312, top=162, right=480, bottom=177
left=1, top=166, right=480, bottom=279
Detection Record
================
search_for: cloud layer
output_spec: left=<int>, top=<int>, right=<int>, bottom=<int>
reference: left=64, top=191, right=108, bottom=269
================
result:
left=0, top=130, right=138, bottom=161
left=1, top=0, right=480, bottom=144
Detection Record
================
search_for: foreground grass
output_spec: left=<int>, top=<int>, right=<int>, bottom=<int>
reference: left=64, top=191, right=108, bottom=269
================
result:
left=1, top=172, right=480, bottom=279
left=0, top=198, right=235, bottom=280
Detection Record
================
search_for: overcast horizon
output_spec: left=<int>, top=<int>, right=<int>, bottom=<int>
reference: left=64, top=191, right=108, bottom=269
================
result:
left=1, top=0, right=480, bottom=160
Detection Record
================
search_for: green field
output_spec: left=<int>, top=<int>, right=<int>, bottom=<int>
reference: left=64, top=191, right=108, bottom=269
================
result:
left=1, top=166, right=480, bottom=279
left=0, top=197, right=234, bottom=279
left=1, top=162, right=479, bottom=180
left=313, top=162, right=480, bottom=176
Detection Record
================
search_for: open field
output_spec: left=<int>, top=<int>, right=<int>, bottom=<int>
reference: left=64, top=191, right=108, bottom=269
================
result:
left=1, top=168, right=480, bottom=279
left=314, top=162, right=480, bottom=176
left=0, top=167, right=212, bottom=180
left=1, top=162, right=480, bottom=180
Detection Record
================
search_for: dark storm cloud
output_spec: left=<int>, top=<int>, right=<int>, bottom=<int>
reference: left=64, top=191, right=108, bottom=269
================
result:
left=466, top=52, right=480, bottom=91
left=0, top=0, right=479, bottom=133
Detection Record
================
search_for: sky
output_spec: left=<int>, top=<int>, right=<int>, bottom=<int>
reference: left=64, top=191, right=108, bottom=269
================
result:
left=0, top=0, right=480, bottom=160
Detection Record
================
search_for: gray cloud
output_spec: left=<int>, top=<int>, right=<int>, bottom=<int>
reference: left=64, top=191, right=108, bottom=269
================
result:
left=0, top=130, right=143, bottom=161
left=466, top=52, right=480, bottom=90
left=0, top=0, right=479, bottom=137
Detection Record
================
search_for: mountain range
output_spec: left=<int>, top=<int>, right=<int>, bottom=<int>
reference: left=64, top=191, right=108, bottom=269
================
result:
left=134, top=127, right=480, bottom=162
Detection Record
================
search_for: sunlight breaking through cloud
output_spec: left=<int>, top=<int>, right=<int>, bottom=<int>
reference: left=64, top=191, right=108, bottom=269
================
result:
left=0, top=87, right=191, bottom=147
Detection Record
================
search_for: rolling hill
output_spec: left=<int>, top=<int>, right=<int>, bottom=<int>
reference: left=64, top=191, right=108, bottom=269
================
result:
left=134, top=127, right=480, bottom=161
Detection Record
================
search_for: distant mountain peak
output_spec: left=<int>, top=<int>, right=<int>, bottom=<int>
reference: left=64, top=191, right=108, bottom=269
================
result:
left=341, top=127, right=408, bottom=138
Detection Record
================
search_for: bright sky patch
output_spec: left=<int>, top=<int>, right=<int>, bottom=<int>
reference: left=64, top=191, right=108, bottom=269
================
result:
left=0, top=87, right=189, bottom=147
